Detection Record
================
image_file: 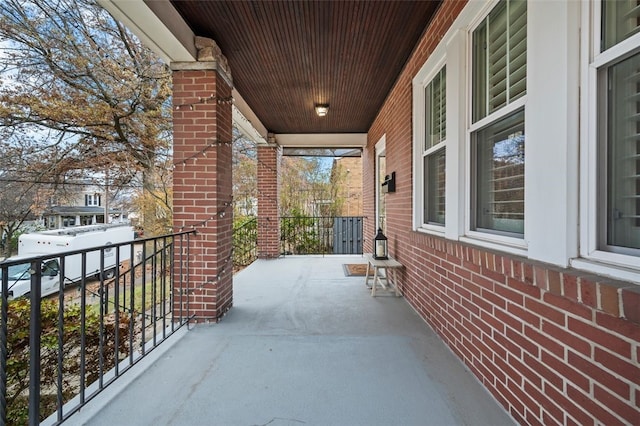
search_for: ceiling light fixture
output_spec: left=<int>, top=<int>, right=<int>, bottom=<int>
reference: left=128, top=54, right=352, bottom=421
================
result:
left=315, top=104, right=329, bottom=117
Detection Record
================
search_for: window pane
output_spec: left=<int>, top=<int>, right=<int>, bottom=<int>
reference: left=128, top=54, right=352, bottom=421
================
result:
left=424, top=148, right=446, bottom=225
left=425, top=67, right=446, bottom=150
left=605, top=51, right=640, bottom=251
left=473, top=0, right=527, bottom=122
left=474, top=110, right=525, bottom=235
left=473, top=18, right=488, bottom=121
left=602, top=0, right=640, bottom=51
left=487, top=0, right=508, bottom=113
left=509, top=0, right=527, bottom=102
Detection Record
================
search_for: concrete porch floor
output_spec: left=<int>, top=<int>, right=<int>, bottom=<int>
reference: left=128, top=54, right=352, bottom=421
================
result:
left=71, top=256, right=514, bottom=426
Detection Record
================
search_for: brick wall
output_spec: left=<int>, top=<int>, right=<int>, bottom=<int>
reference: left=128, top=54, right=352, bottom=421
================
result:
left=365, top=0, right=640, bottom=424
left=172, top=66, right=233, bottom=322
left=257, top=143, right=281, bottom=258
left=334, top=157, right=363, bottom=216
left=403, top=232, right=639, bottom=425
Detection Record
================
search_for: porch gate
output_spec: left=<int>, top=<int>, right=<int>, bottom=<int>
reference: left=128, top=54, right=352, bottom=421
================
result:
left=333, top=216, right=363, bottom=254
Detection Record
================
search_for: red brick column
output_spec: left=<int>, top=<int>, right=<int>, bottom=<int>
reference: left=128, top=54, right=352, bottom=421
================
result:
left=172, top=61, right=233, bottom=322
left=257, top=142, right=281, bottom=258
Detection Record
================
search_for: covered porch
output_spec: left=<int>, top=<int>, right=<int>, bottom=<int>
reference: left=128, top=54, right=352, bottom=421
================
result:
left=69, top=256, right=513, bottom=426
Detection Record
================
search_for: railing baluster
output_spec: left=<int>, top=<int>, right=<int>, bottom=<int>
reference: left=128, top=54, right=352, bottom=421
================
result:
left=186, top=232, right=191, bottom=328
left=178, top=233, right=184, bottom=325
left=129, top=241, right=135, bottom=366
left=56, top=255, right=65, bottom=423
left=99, top=250, right=105, bottom=391
left=28, top=259, right=42, bottom=426
left=162, top=237, right=168, bottom=338
left=0, top=265, right=9, bottom=424
left=141, top=242, right=147, bottom=354
left=152, top=239, right=157, bottom=346
left=79, top=252, right=87, bottom=406
left=114, top=245, right=120, bottom=376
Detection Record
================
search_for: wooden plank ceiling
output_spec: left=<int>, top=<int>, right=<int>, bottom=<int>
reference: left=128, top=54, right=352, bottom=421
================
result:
left=170, top=0, right=442, bottom=135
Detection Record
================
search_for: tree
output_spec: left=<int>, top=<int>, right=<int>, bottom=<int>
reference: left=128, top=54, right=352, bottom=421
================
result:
left=0, top=0, right=172, bottom=235
left=280, top=156, right=339, bottom=217
left=131, top=157, right=173, bottom=236
left=0, top=176, right=37, bottom=258
left=0, top=143, right=42, bottom=257
left=232, top=128, right=257, bottom=218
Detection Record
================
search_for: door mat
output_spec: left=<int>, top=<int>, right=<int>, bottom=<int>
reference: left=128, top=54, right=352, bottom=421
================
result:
left=343, top=263, right=368, bottom=277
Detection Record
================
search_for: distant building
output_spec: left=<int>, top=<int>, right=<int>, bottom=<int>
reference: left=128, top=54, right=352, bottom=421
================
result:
left=331, top=157, right=363, bottom=216
left=40, top=185, right=127, bottom=229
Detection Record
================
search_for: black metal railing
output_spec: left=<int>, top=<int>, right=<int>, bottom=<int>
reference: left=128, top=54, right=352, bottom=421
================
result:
left=280, top=216, right=363, bottom=255
left=232, top=218, right=257, bottom=270
left=0, top=230, right=195, bottom=425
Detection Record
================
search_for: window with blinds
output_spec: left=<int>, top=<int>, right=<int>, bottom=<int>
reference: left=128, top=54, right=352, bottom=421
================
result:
left=602, top=54, right=640, bottom=253
left=424, top=148, right=446, bottom=225
left=473, top=0, right=527, bottom=123
left=425, top=67, right=446, bottom=150
left=423, top=66, right=446, bottom=226
left=597, top=0, right=640, bottom=256
left=471, top=0, right=526, bottom=238
left=473, top=110, right=525, bottom=235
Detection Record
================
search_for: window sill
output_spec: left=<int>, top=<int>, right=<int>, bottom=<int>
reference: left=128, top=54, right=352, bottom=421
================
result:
left=416, top=226, right=445, bottom=238
left=570, top=258, right=640, bottom=285
left=459, top=233, right=528, bottom=258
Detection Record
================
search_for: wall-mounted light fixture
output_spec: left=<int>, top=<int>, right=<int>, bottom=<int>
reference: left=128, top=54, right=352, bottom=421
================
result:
left=315, top=104, right=329, bottom=117
left=382, top=171, right=396, bottom=193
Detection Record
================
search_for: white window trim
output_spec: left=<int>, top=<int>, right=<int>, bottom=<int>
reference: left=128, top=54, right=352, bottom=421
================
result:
left=464, top=0, right=528, bottom=251
left=413, top=56, right=447, bottom=235
left=412, top=15, right=474, bottom=240
left=577, top=0, right=640, bottom=280
left=412, top=0, right=588, bottom=265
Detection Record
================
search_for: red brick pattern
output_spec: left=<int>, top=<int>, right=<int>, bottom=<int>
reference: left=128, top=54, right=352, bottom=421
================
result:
left=257, top=144, right=281, bottom=258
left=364, top=0, right=640, bottom=424
left=172, top=67, right=233, bottom=322
left=397, top=231, right=640, bottom=425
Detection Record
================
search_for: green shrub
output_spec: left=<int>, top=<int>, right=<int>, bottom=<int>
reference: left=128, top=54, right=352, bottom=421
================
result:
left=5, top=298, right=130, bottom=424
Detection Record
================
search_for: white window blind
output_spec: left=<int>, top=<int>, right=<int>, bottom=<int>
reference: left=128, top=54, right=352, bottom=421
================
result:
left=473, top=0, right=527, bottom=122
left=602, top=0, right=640, bottom=50
left=604, top=52, right=640, bottom=252
left=425, top=67, right=446, bottom=150
left=424, top=148, right=446, bottom=225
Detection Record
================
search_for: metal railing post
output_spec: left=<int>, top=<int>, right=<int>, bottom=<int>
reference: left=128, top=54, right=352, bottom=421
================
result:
left=1, top=266, right=9, bottom=424
left=28, top=259, right=42, bottom=426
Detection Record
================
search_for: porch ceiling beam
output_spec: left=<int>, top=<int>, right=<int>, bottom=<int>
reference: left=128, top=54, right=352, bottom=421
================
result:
left=275, top=133, right=367, bottom=148
left=97, top=0, right=196, bottom=63
left=233, top=91, right=269, bottom=144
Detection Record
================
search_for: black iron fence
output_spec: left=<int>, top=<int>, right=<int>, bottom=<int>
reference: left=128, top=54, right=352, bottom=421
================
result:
left=232, top=218, right=257, bottom=270
left=0, top=230, right=195, bottom=425
left=280, top=216, right=363, bottom=255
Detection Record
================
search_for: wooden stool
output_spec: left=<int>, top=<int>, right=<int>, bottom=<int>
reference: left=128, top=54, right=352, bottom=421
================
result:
left=364, top=253, right=403, bottom=297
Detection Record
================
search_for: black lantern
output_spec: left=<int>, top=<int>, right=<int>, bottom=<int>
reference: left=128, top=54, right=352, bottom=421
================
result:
left=374, top=228, right=388, bottom=260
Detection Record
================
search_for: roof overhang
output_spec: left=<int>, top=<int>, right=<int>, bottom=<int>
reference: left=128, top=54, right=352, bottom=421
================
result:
left=98, top=0, right=270, bottom=143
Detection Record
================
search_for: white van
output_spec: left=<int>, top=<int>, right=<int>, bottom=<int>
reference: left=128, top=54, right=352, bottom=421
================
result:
left=1, top=224, right=134, bottom=298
